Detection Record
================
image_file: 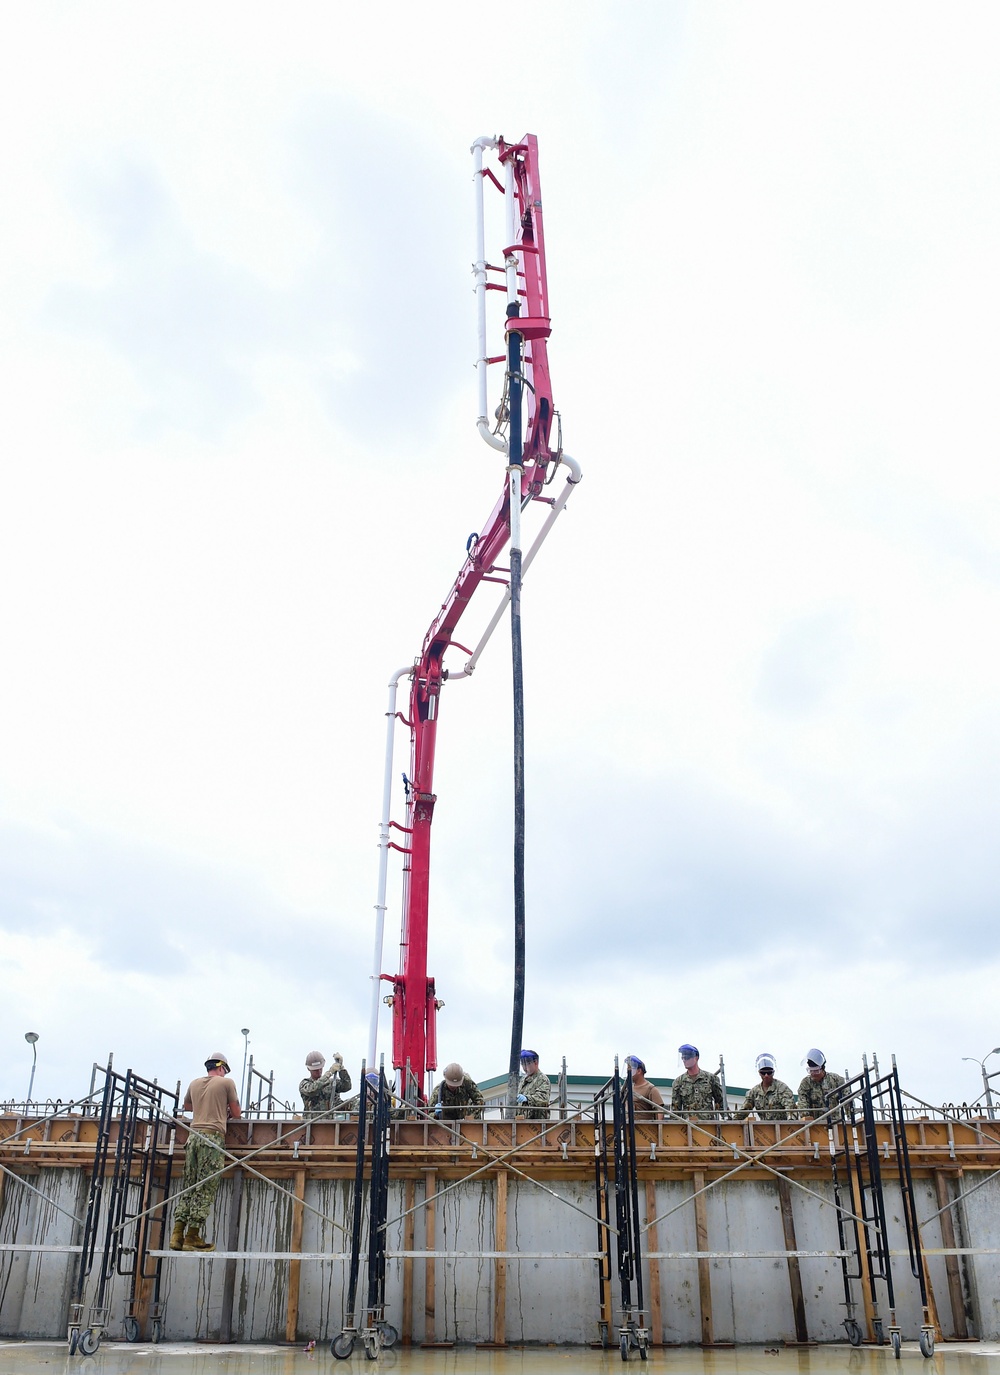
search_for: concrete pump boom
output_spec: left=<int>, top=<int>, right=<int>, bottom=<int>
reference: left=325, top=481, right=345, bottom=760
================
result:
left=368, top=134, right=581, bottom=1101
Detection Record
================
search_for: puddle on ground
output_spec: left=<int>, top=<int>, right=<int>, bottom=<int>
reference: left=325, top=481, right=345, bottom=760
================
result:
left=0, top=1342, right=998, bottom=1375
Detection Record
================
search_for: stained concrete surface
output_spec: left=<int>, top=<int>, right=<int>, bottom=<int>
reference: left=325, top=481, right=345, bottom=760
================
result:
left=1, top=1344, right=1000, bottom=1375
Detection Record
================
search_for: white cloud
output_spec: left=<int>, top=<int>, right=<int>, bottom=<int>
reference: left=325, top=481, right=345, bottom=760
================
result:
left=1, top=2, right=999, bottom=1110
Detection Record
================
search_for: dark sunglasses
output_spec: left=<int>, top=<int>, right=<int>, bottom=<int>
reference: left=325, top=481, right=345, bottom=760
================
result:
left=759, top=1068, right=774, bottom=1075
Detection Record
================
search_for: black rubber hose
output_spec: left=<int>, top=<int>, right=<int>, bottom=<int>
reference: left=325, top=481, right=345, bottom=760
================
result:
left=506, top=301, right=526, bottom=1117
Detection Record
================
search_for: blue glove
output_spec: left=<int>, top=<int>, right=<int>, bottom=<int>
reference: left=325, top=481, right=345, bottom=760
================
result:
left=516, top=1094, right=527, bottom=1105
left=433, top=1103, right=442, bottom=1118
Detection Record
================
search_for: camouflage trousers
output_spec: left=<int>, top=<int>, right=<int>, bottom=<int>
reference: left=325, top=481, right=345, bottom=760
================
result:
left=174, top=1130, right=225, bottom=1227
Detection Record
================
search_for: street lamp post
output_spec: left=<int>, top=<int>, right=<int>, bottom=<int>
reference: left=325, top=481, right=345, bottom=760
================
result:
left=24, top=1032, right=39, bottom=1103
left=241, top=1028, right=251, bottom=1106
left=962, top=1047, right=1000, bottom=1120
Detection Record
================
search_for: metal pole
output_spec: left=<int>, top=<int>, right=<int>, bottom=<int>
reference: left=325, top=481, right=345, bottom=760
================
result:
left=240, top=1029, right=250, bottom=1107
left=24, top=1033, right=38, bottom=1103
left=368, top=667, right=411, bottom=1070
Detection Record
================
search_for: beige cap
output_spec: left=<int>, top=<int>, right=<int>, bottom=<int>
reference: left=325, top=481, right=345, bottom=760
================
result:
left=305, top=1050, right=325, bottom=1069
left=206, top=1052, right=231, bottom=1072
left=442, top=1062, right=464, bottom=1088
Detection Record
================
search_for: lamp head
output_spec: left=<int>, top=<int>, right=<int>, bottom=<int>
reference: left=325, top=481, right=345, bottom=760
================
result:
left=241, top=1028, right=250, bottom=1037
left=24, top=1032, right=39, bottom=1045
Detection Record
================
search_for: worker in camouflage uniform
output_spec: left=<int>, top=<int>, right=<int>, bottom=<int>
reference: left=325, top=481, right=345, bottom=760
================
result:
left=428, top=1063, right=485, bottom=1120
left=299, top=1050, right=351, bottom=1119
left=797, top=1048, right=846, bottom=1119
left=171, top=1052, right=241, bottom=1252
left=516, top=1049, right=551, bottom=1119
left=670, top=1044, right=725, bottom=1119
left=735, top=1053, right=795, bottom=1120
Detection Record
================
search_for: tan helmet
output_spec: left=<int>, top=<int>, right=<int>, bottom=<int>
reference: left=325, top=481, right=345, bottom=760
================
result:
left=442, top=1062, right=464, bottom=1088
left=305, top=1050, right=325, bottom=1070
left=206, top=1052, right=231, bottom=1073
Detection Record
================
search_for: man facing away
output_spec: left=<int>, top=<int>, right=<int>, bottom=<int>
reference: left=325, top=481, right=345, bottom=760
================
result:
left=797, top=1048, right=846, bottom=1119
left=736, top=1053, right=796, bottom=1120
left=300, top=1050, right=351, bottom=1119
left=171, top=1052, right=241, bottom=1252
left=515, top=1049, right=551, bottom=1119
left=428, top=1063, right=485, bottom=1120
left=670, top=1044, right=725, bottom=1120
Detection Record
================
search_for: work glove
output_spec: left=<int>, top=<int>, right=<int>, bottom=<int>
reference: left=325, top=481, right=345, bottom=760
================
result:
left=516, top=1094, right=527, bottom=1105
left=434, top=1103, right=443, bottom=1118
left=331, top=1052, right=344, bottom=1067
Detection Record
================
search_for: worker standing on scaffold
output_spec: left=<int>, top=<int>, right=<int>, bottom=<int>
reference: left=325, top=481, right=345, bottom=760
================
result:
left=797, top=1048, right=846, bottom=1118
left=625, top=1055, right=665, bottom=1120
left=516, top=1050, right=551, bottom=1119
left=300, top=1050, right=351, bottom=1118
left=671, top=1044, right=725, bottom=1119
left=429, top=1063, right=485, bottom=1120
left=735, top=1053, right=795, bottom=1119
left=171, top=1052, right=241, bottom=1252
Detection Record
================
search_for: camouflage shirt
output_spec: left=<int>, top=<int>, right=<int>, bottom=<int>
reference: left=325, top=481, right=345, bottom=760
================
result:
left=797, top=1070, right=846, bottom=1118
left=516, top=1069, right=551, bottom=1119
left=671, top=1069, right=724, bottom=1119
left=299, top=1065, right=352, bottom=1118
left=736, top=1078, right=796, bottom=1120
left=428, top=1075, right=485, bottom=1121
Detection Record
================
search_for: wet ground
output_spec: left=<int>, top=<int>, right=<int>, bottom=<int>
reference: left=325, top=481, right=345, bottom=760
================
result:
left=1, top=1343, right=999, bottom=1375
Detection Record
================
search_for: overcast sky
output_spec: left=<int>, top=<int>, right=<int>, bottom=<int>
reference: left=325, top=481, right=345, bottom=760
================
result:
left=2, top=4, right=999, bottom=1111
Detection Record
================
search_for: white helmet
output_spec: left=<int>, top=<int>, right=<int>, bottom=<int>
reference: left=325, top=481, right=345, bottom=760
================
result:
left=755, top=1053, right=776, bottom=1072
left=802, top=1048, right=826, bottom=1069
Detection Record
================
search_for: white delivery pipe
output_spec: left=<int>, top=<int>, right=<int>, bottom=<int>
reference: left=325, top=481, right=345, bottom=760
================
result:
left=504, top=155, right=519, bottom=305
left=508, top=464, right=522, bottom=556
left=471, top=136, right=506, bottom=454
left=449, top=453, right=582, bottom=681
left=367, top=664, right=413, bottom=1069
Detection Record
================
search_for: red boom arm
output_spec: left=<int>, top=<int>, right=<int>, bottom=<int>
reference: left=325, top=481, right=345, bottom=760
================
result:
left=386, top=135, right=559, bottom=1097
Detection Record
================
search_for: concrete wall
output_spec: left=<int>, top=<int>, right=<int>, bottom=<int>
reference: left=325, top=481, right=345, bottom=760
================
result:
left=0, top=1166, right=989, bottom=1345
left=0, top=1168, right=84, bottom=1339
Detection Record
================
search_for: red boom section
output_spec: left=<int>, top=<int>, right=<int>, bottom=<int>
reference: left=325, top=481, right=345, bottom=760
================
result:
left=387, top=135, right=556, bottom=1095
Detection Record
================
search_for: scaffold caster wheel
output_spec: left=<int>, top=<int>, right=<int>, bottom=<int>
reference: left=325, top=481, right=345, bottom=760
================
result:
left=379, top=1322, right=399, bottom=1348
left=599, top=1322, right=610, bottom=1349
left=332, top=1333, right=355, bottom=1360
left=846, top=1320, right=863, bottom=1347
left=79, top=1329, right=101, bottom=1356
left=151, top=1319, right=162, bottom=1344
left=123, top=1316, right=140, bottom=1342
left=68, top=1330, right=79, bottom=1356
left=639, top=1338, right=648, bottom=1360
left=920, top=1330, right=935, bottom=1358
left=874, top=1319, right=885, bottom=1345
left=892, top=1331, right=902, bottom=1359
left=620, top=1333, right=630, bottom=1361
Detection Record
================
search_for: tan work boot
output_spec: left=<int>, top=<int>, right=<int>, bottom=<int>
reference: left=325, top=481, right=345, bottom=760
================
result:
left=182, top=1226, right=214, bottom=1252
left=169, top=1220, right=186, bottom=1250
